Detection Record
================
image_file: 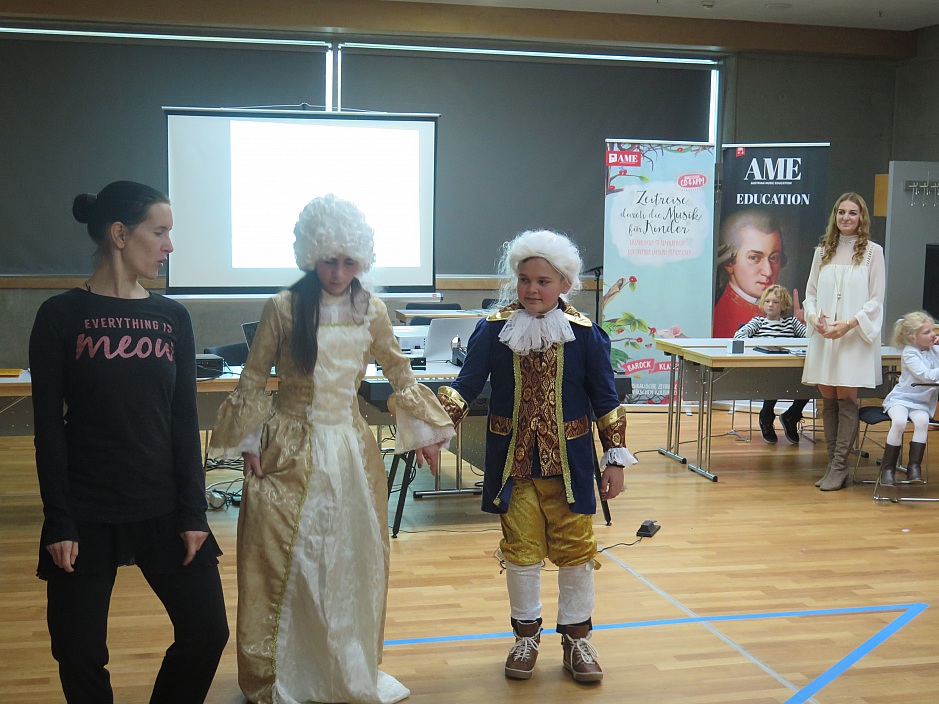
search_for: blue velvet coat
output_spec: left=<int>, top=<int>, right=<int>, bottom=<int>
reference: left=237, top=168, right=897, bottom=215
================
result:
left=439, top=302, right=625, bottom=515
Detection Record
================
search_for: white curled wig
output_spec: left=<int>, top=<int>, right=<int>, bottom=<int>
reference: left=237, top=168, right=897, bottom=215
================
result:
left=293, top=194, right=376, bottom=273
left=497, top=229, right=583, bottom=306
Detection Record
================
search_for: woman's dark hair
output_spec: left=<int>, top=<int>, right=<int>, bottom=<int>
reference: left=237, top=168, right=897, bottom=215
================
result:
left=73, top=181, right=169, bottom=264
left=288, top=271, right=367, bottom=375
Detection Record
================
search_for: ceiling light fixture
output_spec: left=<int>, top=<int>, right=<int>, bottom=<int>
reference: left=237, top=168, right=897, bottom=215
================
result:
left=765, top=2, right=793, bottom=8
left=701, top=0, right=716, bottom=9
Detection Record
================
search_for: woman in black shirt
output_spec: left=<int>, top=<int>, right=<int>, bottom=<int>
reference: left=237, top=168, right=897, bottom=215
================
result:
left=29, top=181, right=229, bottom=704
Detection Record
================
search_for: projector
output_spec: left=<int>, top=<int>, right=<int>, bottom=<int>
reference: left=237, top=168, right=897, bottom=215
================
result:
left=196, top=353, right=224, bottom=379
left=396, top=330, right=426, bottom=352
left=376, top=352, right=425, bottom=373
left=405, top=352, right=426, bottom=371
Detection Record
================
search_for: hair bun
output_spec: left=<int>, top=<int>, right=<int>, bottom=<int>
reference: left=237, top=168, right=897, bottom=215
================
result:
left=72, top=193, right=96, bottom=224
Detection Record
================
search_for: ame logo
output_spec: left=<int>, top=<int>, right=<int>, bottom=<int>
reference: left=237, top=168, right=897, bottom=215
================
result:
left=744, top=157, right=802, bottom=181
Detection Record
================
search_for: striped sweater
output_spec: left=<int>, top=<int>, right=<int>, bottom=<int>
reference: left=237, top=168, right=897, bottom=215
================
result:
left=734, top=316, right=807, bottom=339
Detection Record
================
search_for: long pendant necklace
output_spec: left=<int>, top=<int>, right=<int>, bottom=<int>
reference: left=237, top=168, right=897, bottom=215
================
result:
left=834, top=266, right=846, bottom=302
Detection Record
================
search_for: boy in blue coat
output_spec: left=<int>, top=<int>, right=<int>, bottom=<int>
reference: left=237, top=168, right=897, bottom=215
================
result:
left=438, top=230, right=636, bottom=683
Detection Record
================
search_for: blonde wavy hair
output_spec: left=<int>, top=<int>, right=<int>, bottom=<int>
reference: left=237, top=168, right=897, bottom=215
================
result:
left=757, top=284, right=793, bottom=314
left=819, top=192, right=871, bottom=266
left=892, top=311, right=935, bottom=349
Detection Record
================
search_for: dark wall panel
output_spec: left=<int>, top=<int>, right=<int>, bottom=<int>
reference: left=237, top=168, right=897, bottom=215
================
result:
left=342, top=52, right=712, bottom=274
left=0, top=36, right=711, bottom=278
left=0, top=37, right=326, bottom=275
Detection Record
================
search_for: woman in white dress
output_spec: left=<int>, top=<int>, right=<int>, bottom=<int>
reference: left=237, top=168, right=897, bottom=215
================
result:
left=209, top=195, right=455, bottom=704
left=802, top=192, right=885, bottom=491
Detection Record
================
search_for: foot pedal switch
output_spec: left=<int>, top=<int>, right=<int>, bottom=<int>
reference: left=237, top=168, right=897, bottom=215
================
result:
left=636, top=519, right=660, bottom=538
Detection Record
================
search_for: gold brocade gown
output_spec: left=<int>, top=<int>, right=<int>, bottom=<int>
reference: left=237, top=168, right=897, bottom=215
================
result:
left=210, top=290, right=453, bottom=704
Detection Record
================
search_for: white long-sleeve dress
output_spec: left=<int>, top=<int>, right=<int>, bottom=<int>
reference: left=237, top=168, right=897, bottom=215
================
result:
left=802, top=235, right=886, bottom=388
left=210, top=289, right=454, bottom=704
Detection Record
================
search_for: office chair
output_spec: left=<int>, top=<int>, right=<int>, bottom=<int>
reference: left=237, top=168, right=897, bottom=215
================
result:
left=203, top=342, right=249, bottom=368
left=481, top=297, right=499, bottom=309
left=409, top=316, right=432, bottom=326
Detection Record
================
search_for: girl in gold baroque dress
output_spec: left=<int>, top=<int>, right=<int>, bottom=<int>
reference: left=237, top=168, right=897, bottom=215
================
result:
left=209, top=195, right=454, bottom=704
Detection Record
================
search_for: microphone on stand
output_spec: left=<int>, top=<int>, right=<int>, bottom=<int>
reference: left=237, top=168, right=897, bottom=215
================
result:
left=584, top=265, right=603, bottom=323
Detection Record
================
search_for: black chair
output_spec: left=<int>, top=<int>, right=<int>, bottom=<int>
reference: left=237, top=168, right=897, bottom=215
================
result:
left=481, top=298, right=499, bottom=309
left=853, top=406, right=893, bottom=485
left=855, top=404, right=935, bottom=501
left=409, top=316, right=432, bottom=326
left=203, top=342, right=249, bottom=368
left=405, top=302, right=462, bottom=310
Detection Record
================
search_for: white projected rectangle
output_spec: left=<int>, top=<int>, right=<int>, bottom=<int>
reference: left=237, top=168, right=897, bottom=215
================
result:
left=166, top=108, right=437, bottom=293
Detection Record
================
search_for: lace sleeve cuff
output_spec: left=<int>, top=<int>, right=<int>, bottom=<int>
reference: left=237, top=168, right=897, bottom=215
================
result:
left=601, top=447, right=638, bottom=469
left=393, top=407, right=456, bottom=454
left=234, top=425, right=263, bottom=456
left=386, top=382, right=455, bottom=453
left=208, top=387, right=272, bottom=459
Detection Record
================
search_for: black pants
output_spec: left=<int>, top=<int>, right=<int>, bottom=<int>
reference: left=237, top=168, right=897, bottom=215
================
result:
left=47, top=565, right=229, bottom=704
left=760, top=398, right=810, bottom=422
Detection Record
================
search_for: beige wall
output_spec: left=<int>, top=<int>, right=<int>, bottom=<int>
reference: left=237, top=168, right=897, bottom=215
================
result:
left=0, top=0, right=918, bottom=59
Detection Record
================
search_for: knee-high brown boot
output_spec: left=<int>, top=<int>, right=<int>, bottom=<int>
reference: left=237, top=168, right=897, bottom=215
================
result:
left=815, top=398, right=840, bottom=487
left=879, top=443, right=902, bottom=486
left=820, top=398, right=858, bottom=491
left=906, top=441, right=926, bottom=483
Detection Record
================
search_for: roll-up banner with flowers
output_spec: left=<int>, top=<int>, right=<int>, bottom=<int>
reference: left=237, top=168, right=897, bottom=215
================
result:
left=714, top=144, right=830, bottom=337
left=603, top=140, right=716, bottom=405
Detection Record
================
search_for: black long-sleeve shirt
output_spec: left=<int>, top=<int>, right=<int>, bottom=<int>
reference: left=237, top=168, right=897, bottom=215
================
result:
left=29, top=288, right=208, bottom=545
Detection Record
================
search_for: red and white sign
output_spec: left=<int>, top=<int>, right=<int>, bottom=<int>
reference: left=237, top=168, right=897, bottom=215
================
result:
left=606, top=150, right=642, bottom=167
left=678, top=173, right=707, bottom=189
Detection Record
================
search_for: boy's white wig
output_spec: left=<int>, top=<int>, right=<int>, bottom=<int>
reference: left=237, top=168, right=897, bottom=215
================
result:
left=293, top=194, right=376, bottom=272
left=501, top=229, right=583, bottom=297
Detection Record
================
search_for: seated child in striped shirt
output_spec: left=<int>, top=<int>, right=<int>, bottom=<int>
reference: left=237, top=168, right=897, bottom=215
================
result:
left=734, top=284, right=809, bottom=444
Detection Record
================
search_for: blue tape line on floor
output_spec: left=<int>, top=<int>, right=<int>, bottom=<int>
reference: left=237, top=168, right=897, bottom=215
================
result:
left=384, top=601, right=929, bottom=703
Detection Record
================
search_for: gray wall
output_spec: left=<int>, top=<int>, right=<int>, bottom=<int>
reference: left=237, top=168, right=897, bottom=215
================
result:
left=729, top=53, right=896, bottom=233
left=0, top=36, right=328, bottom=276
left=884, top=160, right=939, bottom=333
left=893, top=26, right=939, bottom=161
left=7, top=33, right=939, bottom=368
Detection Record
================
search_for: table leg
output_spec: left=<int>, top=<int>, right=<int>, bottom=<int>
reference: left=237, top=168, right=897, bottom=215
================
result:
left=658, top=354, right=688, bottom=464
left=414, top=422, right=482, bottom=498
left=687, top=364, right=718, bottom=482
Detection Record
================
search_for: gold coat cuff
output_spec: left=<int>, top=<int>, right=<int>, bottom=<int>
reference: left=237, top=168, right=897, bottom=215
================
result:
left=596, top=405, right=629, bottom=451
left=437, top=385, right=469, bottom=425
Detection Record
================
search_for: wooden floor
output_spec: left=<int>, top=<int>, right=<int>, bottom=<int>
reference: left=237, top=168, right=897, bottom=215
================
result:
left=3, top=409, right=939, bottom=703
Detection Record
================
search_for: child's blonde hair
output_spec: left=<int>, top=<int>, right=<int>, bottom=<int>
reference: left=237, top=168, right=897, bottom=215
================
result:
left=758, top=284, right=792, bottom=314
left=892, top=311, right=936, bottom=348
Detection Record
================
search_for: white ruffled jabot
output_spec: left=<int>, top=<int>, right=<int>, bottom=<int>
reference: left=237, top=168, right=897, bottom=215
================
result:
left=499, top=305, right=575, bottom=355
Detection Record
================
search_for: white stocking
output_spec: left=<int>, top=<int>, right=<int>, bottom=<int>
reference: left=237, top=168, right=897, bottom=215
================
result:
left=505, top=560, right=543, bottom=622
left=557, top=561, right=595, bottom=626
left=887, top=405, right=911, bottom=446
left=910, top=409, right=931, bottom=443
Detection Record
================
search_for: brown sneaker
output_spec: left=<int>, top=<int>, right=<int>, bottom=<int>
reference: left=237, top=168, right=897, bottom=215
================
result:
left=562, top=625, right=603, bottom=682
left=505, top=621, right=541, bottom=679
